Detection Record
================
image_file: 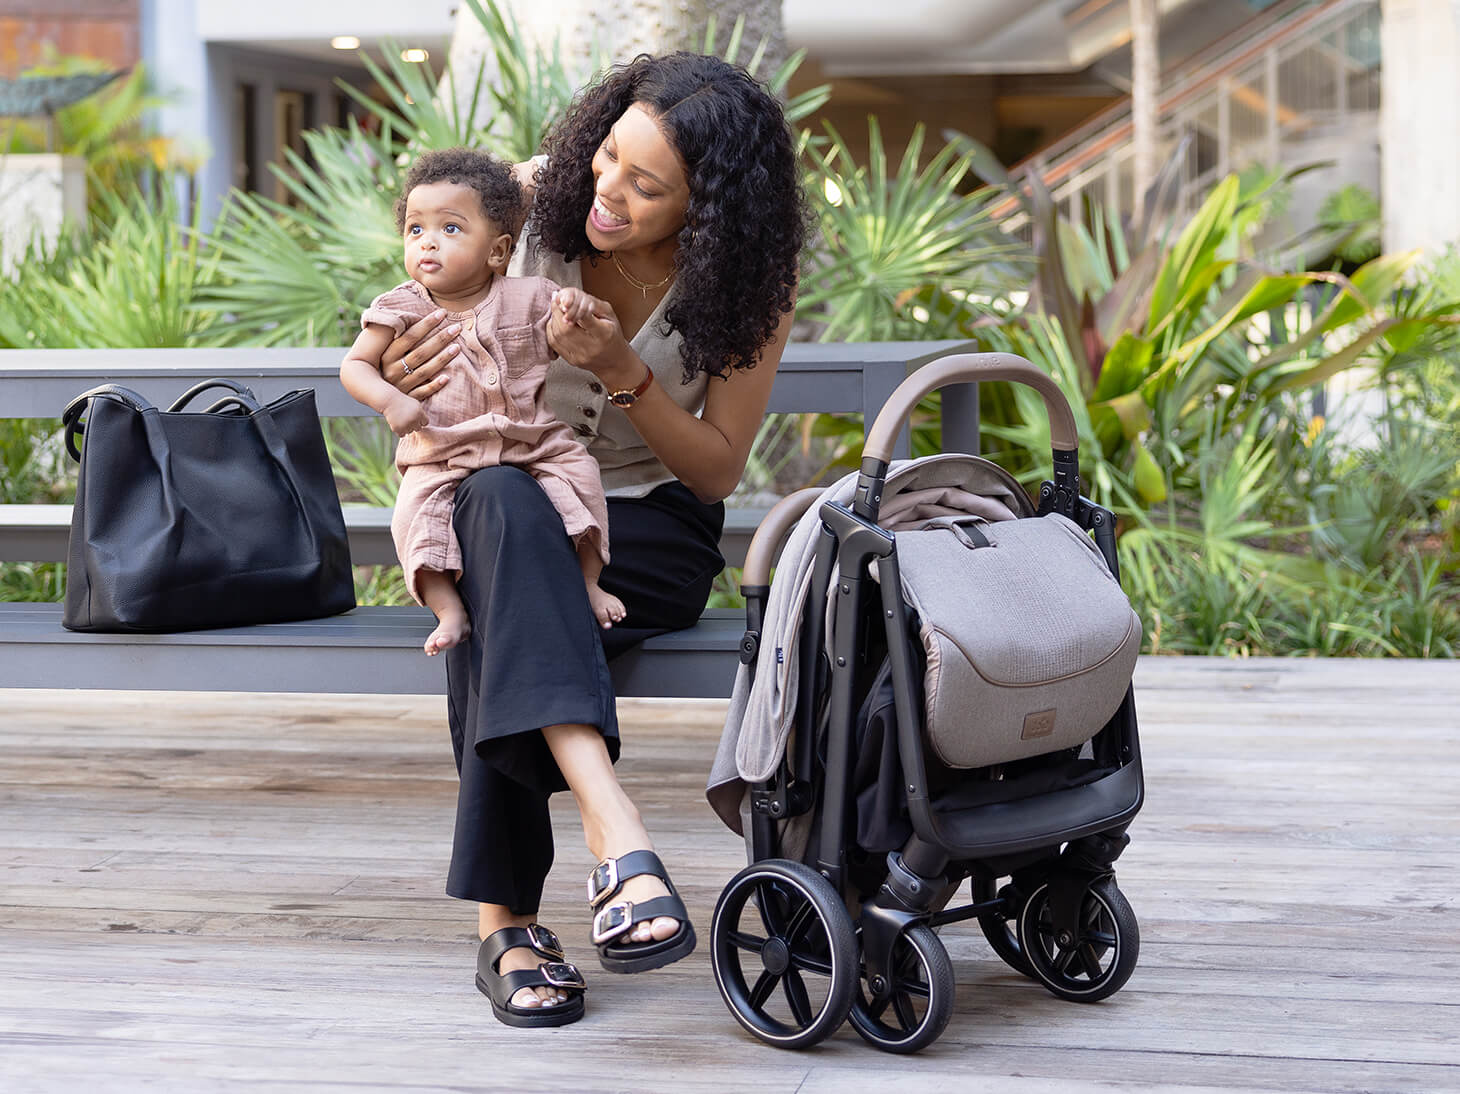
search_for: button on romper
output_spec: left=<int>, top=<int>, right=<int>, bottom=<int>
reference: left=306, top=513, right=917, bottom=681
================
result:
left=361, top=276, right=610, bottom=605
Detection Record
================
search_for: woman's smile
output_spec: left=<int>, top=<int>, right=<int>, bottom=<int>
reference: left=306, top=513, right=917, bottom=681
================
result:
left=589, top=196, right=630, bottom=234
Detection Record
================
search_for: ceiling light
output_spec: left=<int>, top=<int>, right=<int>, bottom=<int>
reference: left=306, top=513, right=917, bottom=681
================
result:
left=330, top=36, right=360, bottom=50
left=401, top=48, right=430, bottom=63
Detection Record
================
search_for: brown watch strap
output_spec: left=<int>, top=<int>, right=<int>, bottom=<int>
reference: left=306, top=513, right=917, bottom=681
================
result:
left=608, top=365, right=653, bottom=407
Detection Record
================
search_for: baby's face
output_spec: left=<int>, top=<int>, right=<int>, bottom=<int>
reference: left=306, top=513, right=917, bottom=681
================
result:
left=402, top=181, right=510, bottom=297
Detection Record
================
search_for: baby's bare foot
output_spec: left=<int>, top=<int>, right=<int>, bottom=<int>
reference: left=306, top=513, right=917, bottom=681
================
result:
left=587, top=583, right=626, bottom=630
left=424, top=608, right=470, bottom=656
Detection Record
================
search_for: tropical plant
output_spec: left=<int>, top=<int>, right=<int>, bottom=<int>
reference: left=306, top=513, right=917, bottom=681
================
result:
left=1315, top=183, right=1382, bottom=267
left=0, top=178, right=218, bottom=349
left=1306, top=411, right=1458, bottom=572
left=199, top=118, right=401, bottom=347
left=798, top=119, right=1025, bottom=343
left=971, top=165, right=1456, bottom=519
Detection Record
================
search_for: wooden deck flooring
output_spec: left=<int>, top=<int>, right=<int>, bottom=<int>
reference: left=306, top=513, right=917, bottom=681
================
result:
left=2, top=657, right=1458, bottom=1092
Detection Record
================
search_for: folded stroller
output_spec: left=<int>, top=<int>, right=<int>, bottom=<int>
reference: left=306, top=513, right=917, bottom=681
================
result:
left=707, top=353, right=1145, bottom=1053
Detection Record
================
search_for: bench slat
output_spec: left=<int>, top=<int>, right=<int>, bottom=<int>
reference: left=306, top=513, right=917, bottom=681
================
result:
left=0, top=603, right=746, bottom=697
left=0, top=503, right=768, bottom=567
left=0, top=342, right=971, bottom=427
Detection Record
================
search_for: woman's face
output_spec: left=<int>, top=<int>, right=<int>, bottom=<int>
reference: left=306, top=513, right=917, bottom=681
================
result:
left=586, top=103, right=690, bottom=254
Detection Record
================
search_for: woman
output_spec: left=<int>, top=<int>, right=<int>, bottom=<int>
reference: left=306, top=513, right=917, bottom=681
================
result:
left=378, top=52, right=806, bottom=1027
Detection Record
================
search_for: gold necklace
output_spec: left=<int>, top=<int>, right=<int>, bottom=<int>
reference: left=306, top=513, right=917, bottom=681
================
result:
left=611, top=252, right=674, bottom=298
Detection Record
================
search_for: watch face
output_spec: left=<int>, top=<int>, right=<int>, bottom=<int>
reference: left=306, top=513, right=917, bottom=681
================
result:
left=608, top=391, right=637, bottom=408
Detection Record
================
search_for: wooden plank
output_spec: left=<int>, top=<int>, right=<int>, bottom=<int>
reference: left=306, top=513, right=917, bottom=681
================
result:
left=0, top=658, right=1458, bottom=1091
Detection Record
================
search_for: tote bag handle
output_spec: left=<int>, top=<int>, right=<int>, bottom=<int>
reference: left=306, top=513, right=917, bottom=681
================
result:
left=167, top=378, right=259, bottom=412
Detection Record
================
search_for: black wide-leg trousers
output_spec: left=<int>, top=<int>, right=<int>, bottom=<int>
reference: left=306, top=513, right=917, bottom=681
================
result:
left=442, top=466, right=724, bottom=912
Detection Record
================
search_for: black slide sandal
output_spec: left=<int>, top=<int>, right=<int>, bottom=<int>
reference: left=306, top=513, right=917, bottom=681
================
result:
left=476, top=924, right=586, bottom=1027
left=588, top=850, right=698, bottom=974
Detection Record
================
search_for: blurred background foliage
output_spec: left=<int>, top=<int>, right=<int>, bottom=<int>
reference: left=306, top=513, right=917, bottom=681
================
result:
left=1, top=0, right=1455, bottom=655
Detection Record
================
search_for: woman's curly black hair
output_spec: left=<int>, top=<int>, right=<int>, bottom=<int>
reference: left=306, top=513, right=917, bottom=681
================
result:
left=395, top=147, right=523, bottom=236
left=532, top=53, right=808, bottom=382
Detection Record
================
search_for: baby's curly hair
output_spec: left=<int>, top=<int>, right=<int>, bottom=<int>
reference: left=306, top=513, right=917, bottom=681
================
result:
left=394, top=147, right=524, bottom=236
left=532, top=53, right=808, bottom=381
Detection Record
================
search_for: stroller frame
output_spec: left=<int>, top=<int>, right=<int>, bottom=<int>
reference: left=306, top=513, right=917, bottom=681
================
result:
left=714, top=353, right=1145, bottom=1053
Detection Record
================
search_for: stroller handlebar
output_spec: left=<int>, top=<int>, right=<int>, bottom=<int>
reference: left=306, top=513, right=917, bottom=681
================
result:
left=864, top=352, right=1079, bottom=462
left=742, top=487, right=824, bottom=587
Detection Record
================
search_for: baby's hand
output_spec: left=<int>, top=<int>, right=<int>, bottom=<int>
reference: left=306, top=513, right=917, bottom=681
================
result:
left=552, top=286, right=607, bottom=327
left=384, top=394, right=429, bottom=437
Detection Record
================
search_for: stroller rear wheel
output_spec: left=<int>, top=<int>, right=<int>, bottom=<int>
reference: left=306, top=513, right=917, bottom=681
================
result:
left=1017, top=876, right=1138, bottom=1002
left=710, top=859, right=858, bottom=1049
left=848, top=923, right=954, bottom=1054
left=972, top=876, right=1036, bottom=979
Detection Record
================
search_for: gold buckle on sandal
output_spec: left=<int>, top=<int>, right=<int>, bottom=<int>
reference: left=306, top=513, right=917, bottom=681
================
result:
left=540, top=961, right=585, bottom=989
left=587, top=858, right=619, bottom=907
left=591, top=900, right=634, bottom=945
left=527, top=923, right=564, bottom=960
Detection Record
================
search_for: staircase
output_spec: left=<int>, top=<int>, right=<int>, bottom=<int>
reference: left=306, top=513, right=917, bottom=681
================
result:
left=1002, top=0, right=1381, bottom=236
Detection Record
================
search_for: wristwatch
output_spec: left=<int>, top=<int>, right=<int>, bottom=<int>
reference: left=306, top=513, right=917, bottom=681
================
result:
left=608, top=366, right=653, bottom=408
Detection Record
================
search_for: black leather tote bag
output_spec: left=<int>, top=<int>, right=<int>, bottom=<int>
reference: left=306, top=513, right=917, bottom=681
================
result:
left=59, top=379, right=355, bottom=632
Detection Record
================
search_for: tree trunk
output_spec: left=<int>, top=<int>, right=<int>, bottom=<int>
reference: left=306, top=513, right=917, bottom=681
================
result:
left=1130, top=0, right=1160, bottom=205
left=445, top=0, right=787, bottom=136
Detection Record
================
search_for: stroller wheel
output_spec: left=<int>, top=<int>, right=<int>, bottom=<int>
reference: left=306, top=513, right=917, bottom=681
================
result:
left=1017, top=876, right=1139, bottom=1002
left=710, top=859, right=857, bottom=1049
left=972, top=876, right=1036, bottom=979
left=848, top=924, right=954, bottom=1054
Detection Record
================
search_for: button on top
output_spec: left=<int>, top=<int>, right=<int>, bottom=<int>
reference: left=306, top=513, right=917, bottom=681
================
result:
left=588, top=381, right=604, bottom=395
left=462, top=314, right=475, bottom=329
left=581, top=406, right=596, bottom=419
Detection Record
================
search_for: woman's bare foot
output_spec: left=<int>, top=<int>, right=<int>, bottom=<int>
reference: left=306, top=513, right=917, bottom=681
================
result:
left=424, top=606, right=470, bottom=656
left=479, top=907, right=571, bottom=1010
left=587, top=808, right=679, bottom=944
left=539, top=724, right=681, bottom=946
left=587, top=582, right=626, bottom=630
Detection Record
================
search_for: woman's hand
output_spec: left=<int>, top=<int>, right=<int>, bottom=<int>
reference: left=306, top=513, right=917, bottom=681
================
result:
left=380, top=309, right=461, bottom=400
left=547, top=289, right=640, bottom=388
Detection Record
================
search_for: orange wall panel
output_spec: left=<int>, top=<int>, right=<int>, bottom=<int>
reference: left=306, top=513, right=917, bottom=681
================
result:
left=0, top=4, right=140, bottom=78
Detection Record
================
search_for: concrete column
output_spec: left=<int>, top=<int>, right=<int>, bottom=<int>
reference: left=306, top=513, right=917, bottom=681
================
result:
left=1381, top=0, right=1460, bottom=254
left=0, top=154, right=87, bottom=274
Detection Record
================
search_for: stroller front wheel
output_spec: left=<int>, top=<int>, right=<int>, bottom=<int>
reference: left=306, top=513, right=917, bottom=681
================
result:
left=710, top=859, right=858, bottom=1049
left=1017, top=876, right=1139, bottom=1002
left=848, top=923, right=954, bottom=1054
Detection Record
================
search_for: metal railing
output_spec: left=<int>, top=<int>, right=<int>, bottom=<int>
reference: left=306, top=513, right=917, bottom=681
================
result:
left=1001, top=0, right=1380, bottom=232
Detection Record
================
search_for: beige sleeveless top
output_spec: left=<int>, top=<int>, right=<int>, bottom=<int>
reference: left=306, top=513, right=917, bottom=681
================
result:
left=509, top=227, right=709, bottom=498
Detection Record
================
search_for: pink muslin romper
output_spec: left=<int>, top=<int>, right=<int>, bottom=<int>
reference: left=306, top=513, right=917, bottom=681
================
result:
left=361, top=276, right=609, bottom=604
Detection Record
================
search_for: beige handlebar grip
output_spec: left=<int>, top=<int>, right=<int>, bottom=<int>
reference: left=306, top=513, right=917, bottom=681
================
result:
left=741, top=487, right=824, bottom=587
left=863, top=352, right=1079, bottom=461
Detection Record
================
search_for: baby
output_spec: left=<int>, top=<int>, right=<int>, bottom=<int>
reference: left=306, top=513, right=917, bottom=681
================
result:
left=341, top=147, right=623, bottom=655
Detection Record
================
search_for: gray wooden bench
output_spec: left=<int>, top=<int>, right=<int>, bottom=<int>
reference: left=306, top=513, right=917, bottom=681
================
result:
left=0, top=342, right=979, bottom=697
